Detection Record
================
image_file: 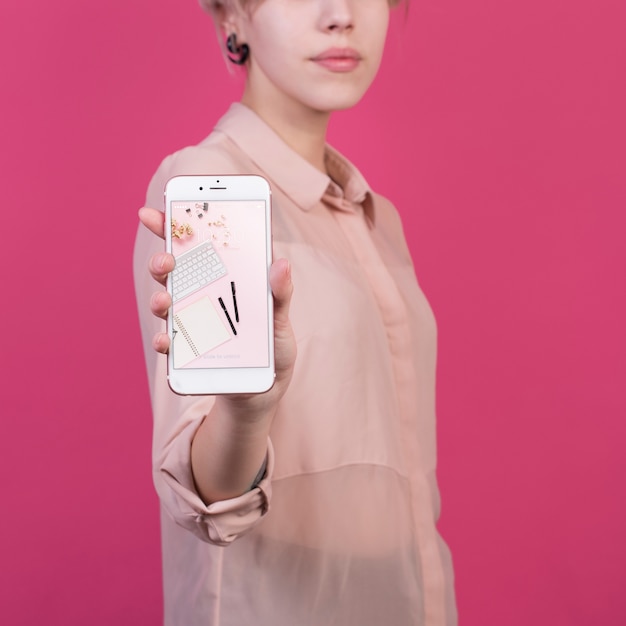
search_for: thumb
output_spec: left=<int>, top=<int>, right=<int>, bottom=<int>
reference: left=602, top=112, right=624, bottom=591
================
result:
left=138, top=207, right=166, bottom=239
left=268, top=258, right=296, bottom=383
left=269, top=258, right=293, bottom=329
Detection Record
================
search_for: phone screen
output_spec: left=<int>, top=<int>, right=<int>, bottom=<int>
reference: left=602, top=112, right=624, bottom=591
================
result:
left=169, top=199, right=270, bottom=371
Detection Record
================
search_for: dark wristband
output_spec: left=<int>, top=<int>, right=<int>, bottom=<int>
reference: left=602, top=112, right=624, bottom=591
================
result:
left=250, top=455, right=268, bottom=490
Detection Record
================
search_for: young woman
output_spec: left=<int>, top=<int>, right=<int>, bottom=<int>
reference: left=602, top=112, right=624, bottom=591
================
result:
left=134, top=0, right=457, bottom=623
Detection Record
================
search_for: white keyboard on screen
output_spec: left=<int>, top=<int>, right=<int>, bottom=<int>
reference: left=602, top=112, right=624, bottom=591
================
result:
left=172, top=240, right=227, bottom=303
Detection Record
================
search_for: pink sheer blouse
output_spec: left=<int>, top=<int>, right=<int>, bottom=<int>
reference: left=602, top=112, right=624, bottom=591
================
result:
left=133, top=103, right=457, bottom=626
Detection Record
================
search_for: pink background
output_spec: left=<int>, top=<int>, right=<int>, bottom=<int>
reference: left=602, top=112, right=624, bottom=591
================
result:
left=1, top=0, right=624, bottom=624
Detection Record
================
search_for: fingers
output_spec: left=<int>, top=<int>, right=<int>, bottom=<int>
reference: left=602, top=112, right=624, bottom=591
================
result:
left=140, top=207, right=172, bottom=354
left=150, top=290, right=172, bottom=320
left=152, top=332, right=170, bottom=354
left=149, top=252, right=175, bottom=286
left=138, top=207, right=166, bottom=239
left=141, top=207, right=174, bottom=286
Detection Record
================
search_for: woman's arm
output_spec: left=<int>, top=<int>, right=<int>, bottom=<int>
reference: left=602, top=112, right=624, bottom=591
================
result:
left=139, top=207, right=296, bottom=504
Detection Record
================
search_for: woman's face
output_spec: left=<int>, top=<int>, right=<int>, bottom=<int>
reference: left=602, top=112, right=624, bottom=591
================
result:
left=236, top=0, right=390, bottom=116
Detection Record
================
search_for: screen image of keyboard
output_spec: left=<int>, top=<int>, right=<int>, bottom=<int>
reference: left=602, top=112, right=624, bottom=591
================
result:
left=172, top=240, right=227, bottom=303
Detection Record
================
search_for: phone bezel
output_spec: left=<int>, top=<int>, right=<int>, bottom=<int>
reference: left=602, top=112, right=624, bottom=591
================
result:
left=164, top=174, right=274, bottom=395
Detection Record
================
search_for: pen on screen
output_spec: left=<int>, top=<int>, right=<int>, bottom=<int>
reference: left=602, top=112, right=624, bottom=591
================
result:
left=219, top=297, right=237, bottom=336
left=231, top=281, right=239, bottom=323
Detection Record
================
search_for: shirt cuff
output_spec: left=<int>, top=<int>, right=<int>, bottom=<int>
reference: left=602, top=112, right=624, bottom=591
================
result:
left=155, top=413, right=274, bottom=546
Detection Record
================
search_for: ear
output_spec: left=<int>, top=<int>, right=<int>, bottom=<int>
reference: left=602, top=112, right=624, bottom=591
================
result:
left=221, top=19, right=239, bottom=39
left=222, top=0, right=257, bottom=41
left=212, top=1, right=246, bottom=38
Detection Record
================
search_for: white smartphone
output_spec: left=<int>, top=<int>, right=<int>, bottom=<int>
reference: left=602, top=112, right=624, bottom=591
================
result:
left=164, top=175, right=274, bottom=395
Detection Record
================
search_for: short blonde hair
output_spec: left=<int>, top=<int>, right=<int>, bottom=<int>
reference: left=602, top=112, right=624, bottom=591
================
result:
left=199, top=0, right=403, bottom=19
left=199, top=0, right=250, bottom=18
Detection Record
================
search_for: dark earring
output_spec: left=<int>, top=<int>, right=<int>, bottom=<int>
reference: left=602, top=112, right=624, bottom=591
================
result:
left=226, top=33, right=249, bottom=65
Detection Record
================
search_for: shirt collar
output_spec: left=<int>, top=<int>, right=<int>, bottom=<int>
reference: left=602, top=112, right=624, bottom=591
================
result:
left=214, top=103, right=374, bottom=220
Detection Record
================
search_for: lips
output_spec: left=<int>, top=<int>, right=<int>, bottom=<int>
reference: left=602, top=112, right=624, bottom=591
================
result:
left=311, top=48, right=361, bottom=72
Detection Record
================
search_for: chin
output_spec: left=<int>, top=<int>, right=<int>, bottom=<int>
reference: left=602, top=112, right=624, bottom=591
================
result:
left=307, top=86, right=372, bottom=114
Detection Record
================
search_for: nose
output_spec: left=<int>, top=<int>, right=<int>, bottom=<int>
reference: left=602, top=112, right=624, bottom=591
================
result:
left=319, top=0, right=354, bottom=33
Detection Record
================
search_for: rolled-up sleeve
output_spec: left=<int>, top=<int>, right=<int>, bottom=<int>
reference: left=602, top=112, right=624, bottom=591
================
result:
left=155, top=398, right=275, bottom=545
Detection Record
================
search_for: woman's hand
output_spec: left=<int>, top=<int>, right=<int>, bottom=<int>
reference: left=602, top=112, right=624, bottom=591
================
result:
left=138, top=206, right=296, bottom=502
left=137, top=206, right=297, bottom=399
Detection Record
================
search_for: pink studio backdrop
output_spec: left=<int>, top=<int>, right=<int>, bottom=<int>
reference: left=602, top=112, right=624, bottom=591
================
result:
left=1, top=0, right=624, bottom=624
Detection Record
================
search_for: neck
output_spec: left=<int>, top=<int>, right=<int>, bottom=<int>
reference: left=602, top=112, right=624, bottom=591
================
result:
left=241, top=87, right=330, bottom=174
